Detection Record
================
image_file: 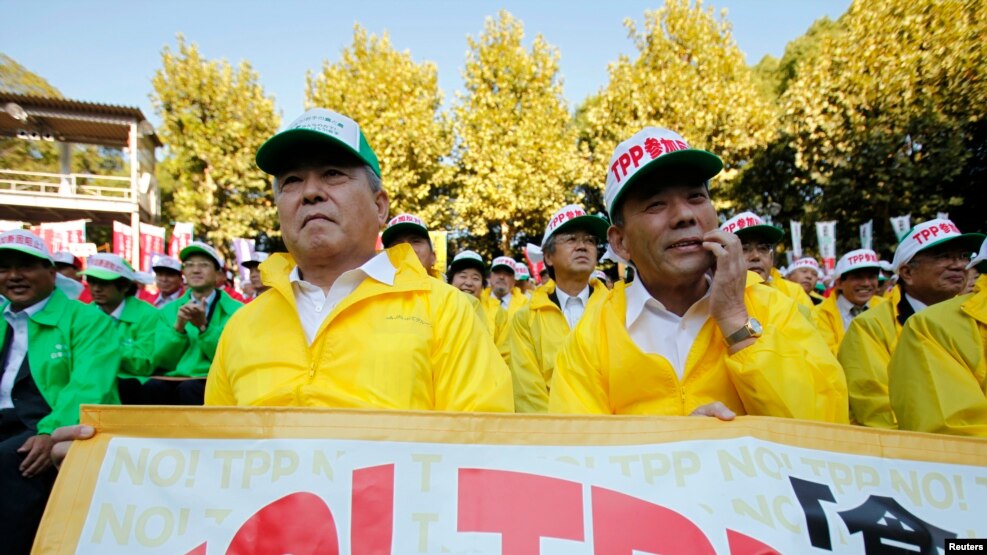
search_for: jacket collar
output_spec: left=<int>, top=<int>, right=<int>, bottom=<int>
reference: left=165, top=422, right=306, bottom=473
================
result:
left=961, top=287, right=987, bottom=326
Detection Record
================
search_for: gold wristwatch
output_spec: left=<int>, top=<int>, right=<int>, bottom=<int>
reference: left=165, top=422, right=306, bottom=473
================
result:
left=725, top=318, right=762, bottom=347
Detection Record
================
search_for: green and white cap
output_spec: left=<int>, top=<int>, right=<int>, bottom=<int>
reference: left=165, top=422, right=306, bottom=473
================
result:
left=891, top=218, right=984, bottom=271
left=180, top=241, right=224, bottom=269
left=541, top=204, right=609, bottom=249
left=255, top=108, right=381, bottom=177
left=604, top=127, right=722, bottom=216
left=0, top=229, right=53, bottom=263
left=381, top=214, right=429, bottom=247
left=81, top=253, right=136, bottom=282
left=720, top=211, right=784, bottom=244
left=449, top=250, right=485, bottom=275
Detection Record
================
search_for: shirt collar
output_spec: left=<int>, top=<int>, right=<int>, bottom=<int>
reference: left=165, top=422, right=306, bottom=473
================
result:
left=903, top=293, right=929, bottom=313
left=836, top=293, right=862, bottom=314
left=3, top=293, right=52, bottom=320
left=625, top=274, right=711, bottom=326
left=556, top=283, right=590, bottom=308
left=109, top=299, right=126, bottom=320
left=289, top=252, right=397, bottom=289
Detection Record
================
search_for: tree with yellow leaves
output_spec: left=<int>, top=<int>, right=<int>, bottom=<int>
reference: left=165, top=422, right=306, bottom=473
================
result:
left=453, top=10, right=586, bottom=255
left=579, top=0, right=776, bottom=212
left=307, top=26, right=454, bottom=228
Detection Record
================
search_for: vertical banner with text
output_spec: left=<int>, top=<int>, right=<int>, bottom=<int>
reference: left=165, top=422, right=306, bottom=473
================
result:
left=38, top=219, right=87, bottom=254
left=168, top=222, right=194, bottom=258
left=139, top=223, right=166, bottom=272
left=815, top=221, right=837, bottom=275
left=789, top=221, right=803, bottom=259
left=890, top=215, right=912, bottom=243
left=112, top=221, right=133, bottom=262
left=859, top=220, right=873, bottom=251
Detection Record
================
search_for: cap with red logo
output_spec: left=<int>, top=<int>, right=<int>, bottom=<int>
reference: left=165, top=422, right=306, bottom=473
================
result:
left=449, top=250, right=485, bottom=276
left=80, top=253, right=136, bottom=282
left=541, top=204, right=609, bottom=249
left=891, top=219, right=984, bottom=272
left=381, top=214, right=430, bottom=248
left=151, top=253, right=183, bottom=273
left=515, top=263, right=531, bottom=281
left=789, top=257, right=823, bottom=278
left=967, top=237, right=987, bottom=273
left=179, top=241, right=224, bottom=269
left=490, top=256, right=516, bottom=273
left=604, top=127, right=723, bottom=217
left=835, top=249, right=881, bottom=279
left=53, top=251, right=83, bottom=269
left=719, top=211, right=784, bottom=244
left=0, top=229, right=53, bottom=263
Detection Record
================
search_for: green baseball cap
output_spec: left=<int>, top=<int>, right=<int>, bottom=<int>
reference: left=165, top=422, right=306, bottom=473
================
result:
left=256, top=108, right=381, bottom=177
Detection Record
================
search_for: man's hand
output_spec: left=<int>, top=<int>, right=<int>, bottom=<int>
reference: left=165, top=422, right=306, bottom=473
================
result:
left=702, top=229, right=752, bottom=351
left=51, top=424, right=95, bottom=470
left=180, top=299, right=207, bottom=330
left=690, top=401, right=737, bottom=421
left=18, top=434, right=54, bottom=477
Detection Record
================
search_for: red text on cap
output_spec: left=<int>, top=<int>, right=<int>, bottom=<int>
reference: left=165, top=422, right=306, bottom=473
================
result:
left=911, top=222, right=959, bottom=245
left=610, top=137, right=689, bottom=184
left=548, top=208, right=587, bottom=232
left=847, top=253, right=878, bottom=265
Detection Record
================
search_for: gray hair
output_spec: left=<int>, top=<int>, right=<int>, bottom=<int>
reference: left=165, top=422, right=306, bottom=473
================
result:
left=273, top=164, right=382, bottom=196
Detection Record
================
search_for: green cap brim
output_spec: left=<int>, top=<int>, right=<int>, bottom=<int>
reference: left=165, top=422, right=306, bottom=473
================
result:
left=551, top=214, right=610, bottom=243
left=381, top=222, right=429, bottom=248
left=608, top=149, right=723, bottom=216
left=735, top=224, right=785, bottom=244
left=179, top=245, right=221, bottom=268
left=256, top=128, right=381, bottom=177
left=0, top=245, right=51, bottom=263
left=919, top=233, right=986, bottom=258
left=81, top=268, right=128, bottom=281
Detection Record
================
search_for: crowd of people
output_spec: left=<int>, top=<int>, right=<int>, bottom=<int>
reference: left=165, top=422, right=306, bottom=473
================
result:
left=1, top=107, right=985, bottom=553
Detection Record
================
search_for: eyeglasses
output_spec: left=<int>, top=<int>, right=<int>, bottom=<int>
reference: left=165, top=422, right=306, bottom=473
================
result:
left=182, top=261, right=214, bottom=270
left=911, top=251, right=972, bottom=266
left=742, top=243, right=775, bottom=255
left=554, top=234, right=599, bottom=247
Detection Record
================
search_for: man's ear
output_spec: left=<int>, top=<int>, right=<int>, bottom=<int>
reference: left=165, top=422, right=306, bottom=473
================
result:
left=375, top=189, right=389, bottom=227
left=897, top=264, right=913, bottom=288
left=608, top=225, right=631, bottom=262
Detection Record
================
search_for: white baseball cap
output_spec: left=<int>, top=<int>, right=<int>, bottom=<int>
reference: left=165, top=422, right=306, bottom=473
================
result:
left=967, top=237, right=987, bottom=272
left=720, top=212, right=784, bottom=244
left=541, top=204, right=609, bottom=249
left=0, top=230, right=53, bottom=263
left=604, top=127, right=722, bottom=216
left=179, top=241, right=224, bottom=269
left=81, top=253, right=136, bottom=282
left=151, top=253, right=183, bottom=273
left=242, top=252, right=270, bottom=269
left=515, top=263, right=531, bottom=281
left=789, top=257, right=823, bottom=278
left=835, top=249, right=881, bottom=279
left=449, top=250, right=485, bottom=275
left=490, top=256, right=516, bottom=273
left=52, top=251, right=82, bottom=269
left=591, top=269, right=608, bottom=282
left=891, top=219, right=984, bottom=271
left=381, top=214, right=429, bottom=247
left=256, top=108, right=380, bottom=177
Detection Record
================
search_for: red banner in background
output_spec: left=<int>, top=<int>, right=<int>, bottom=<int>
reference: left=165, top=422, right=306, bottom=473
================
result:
left=139, top=223, right=166, bottom=271
left=168, top=222, right=194, bottom=258
left=112, top=221, right=132, bottom=262
left=36, top=219, right=87, bottom=254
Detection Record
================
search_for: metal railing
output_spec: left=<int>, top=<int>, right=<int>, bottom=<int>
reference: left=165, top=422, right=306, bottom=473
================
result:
left=0, top=169, right=134, bottom=202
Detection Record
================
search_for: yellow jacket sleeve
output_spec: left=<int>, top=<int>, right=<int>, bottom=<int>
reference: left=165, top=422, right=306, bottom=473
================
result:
left=506, top=307, right=549, bottom=413
left=838, top=307, right=898, bottom=429
left=549, top=315, right=611, bottom=415
left=888, top=295, right=987, bottom=437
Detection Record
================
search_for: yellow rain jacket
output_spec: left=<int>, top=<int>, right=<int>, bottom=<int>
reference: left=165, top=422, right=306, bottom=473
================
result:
left=888, top=287, right=987, bottom=437
left=769, top=267, right=812, bottom=313
left=812, top=293, right=884, bottom=356
left=549, top=274, right=848, bottom=422
left=507, top=279, right=607, bottom=413
left=480, top=287, right=522, bottom=361
left=837, top=286, right=913, bottom=429
left=205, top=245, right=514, bottom=412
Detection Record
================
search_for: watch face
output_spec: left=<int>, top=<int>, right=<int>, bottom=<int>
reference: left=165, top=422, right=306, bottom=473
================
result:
left=749, top=318, right=763, bottom=335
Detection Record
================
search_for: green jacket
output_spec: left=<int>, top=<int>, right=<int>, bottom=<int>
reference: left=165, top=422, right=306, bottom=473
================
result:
left=154, top=289, right=242, bottom=378
left=0, top=289, right=121, bottom=434
left=115, top=296, right=161, bottom=382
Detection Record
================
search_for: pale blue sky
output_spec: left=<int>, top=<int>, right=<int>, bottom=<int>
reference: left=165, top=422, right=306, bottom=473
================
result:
left=1, top=0, right=852, bottom=128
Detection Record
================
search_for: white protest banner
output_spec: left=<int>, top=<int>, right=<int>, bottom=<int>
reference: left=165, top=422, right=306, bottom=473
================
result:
left=815, top=221, right=837, bottom=274
left=789, top=221, right=802, bottom=259
left=859, top=220, right=873, bottom=251
left=36, top=407, right=987, bottom=554
left=39, top=219, right=87, bottom=253
left=890, top=215, right=912, bottom=242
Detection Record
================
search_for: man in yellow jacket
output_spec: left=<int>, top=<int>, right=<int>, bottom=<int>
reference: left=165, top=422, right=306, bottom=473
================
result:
left=205, top=108, right=512, bottom=411
left=839, top=219, right=984, bottom=429
left=888, top=238, right=987, bottom=437
left=548, top=126, right=847, bottom=422
left=381, top=213, right=437, bottom=276
left=508, top=204, right=609, bottom=412
left=482, top=256, right=528, bottom=322
left=720, top=211, right=812, bottom=313
left=786, top=257, right=825, bottom=306
left=812, top=249, right=885, bottom=355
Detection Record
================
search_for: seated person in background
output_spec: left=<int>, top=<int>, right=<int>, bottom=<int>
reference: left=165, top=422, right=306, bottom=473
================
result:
left=81, top=254, right=160, bottom=405
left=149, top=241, right=242, bottom=405
left=812, top=249, right=884, bottom=355
left=839, top=219, right=983, bottom=428
left=0, top=230, right=119, bottom=555
left=887, top=237, right=987, bottom=437
left=549, top=127, right=847, bottom=422
left=138, top=254, right=185, bottom=308
left=241, top=252, right=270, bottom=301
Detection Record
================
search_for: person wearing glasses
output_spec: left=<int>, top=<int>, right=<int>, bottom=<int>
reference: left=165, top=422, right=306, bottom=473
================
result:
left=839, top=219, right=984, bottom=429
left=507, top=205, right=609, bottom=412
left=813, top=249, right=886, bottom=356
left=549, top=127, right=846, bottom=421
left=720, top=212, right=812, bottom=314
left=147, top=241, right=242, bottom=405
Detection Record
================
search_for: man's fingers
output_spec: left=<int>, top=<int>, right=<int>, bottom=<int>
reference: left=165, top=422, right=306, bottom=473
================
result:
left=702, top=241, right=728, bottom=257
left=20, top=437, right=53, bottom=477
left=51, top=424, right=94, bottom=443
left=690, top=401, right=737, bottom=421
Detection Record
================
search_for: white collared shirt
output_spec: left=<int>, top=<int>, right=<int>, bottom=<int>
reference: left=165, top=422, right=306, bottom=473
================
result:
left=290, top=252, right=396, bottom=345
left=836, top=294, right=869, bottom=331
left=0, top=295, right=52, bottom=408
left=154, top=289, right=183, bottom=308
left=625, top=276, right=712, bottom=379
left=109, top=299, right=126, bottom=321
left=499, top=291, right=513, bottom=309
left=556, top=284, right=591, bottom=329
left=903, top=293, right=929, bottom=314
